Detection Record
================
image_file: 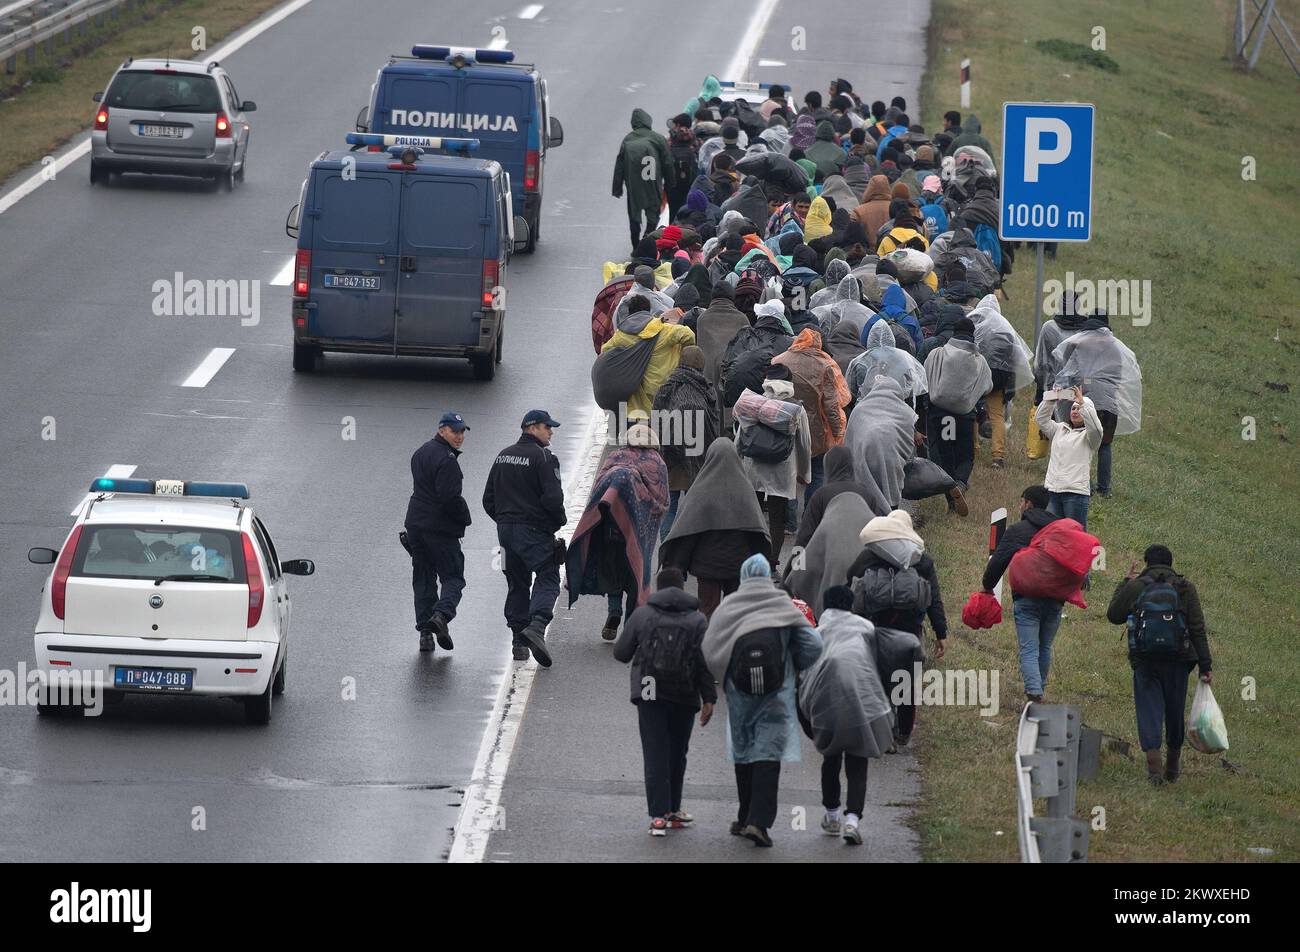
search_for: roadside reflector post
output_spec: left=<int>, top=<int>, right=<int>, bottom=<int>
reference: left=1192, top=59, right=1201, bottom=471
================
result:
left=960, top=58, right=971, bottom=109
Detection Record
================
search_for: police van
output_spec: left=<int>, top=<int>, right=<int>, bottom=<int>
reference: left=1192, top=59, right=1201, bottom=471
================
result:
left=285, top=134, right=528, bottom=380
left=355, top=45, right=563, bottom=253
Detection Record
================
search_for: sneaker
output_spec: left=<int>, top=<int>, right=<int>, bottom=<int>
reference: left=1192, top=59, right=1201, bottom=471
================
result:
left=729, top=820, right=745, bottom=836
left=666, top=810, right=694, bottom=827
left=740, top=824, right=773, bottom=847
left=601, top=614, right=620, bottom=642
left=947, top=485, right=969, bottom=517
left=842, top=819, right=863, bottom=846
left=990, top=458, right=1005, bottom=469
left=1026, top=693, right=1043, bottom=704
left=521, top=621, right=552, bottom=668
left=649, top=817, right=668, bottom=837
left=431, top=612, right=453, bottom=651
left=418, top=630, right=436, bottom=652
left=821, top=811, right=842, bottom=836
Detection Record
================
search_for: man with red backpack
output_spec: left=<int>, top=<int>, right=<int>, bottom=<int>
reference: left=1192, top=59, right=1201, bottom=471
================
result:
left=980, top=485, right=1060, bottom=703
left=1107, top=545, right=1213, bottom=785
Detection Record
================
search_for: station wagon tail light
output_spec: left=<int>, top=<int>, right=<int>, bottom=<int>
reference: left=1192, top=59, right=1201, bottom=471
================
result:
left=294, top=249, right=311, bottom=297
left=242, top=534, right=264, bottom=628
left=215, top=113, right=231, bottom=137
left=94, top=108, right=109, bottom=130
left=52, top=525, right=85, bottom=620
left=482, top=260, right=498, bottom=308
left=524, top=149, right=538, bottom=191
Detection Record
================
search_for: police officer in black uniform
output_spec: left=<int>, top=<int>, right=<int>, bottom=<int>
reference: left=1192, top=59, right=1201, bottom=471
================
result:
left=404, top=412, right=472, bottom=652
left=483, top=410, right=566, bottom=666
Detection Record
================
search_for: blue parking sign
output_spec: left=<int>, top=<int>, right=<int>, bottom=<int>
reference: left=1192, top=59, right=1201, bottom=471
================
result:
left=999, top=102, right=1095, bottom=242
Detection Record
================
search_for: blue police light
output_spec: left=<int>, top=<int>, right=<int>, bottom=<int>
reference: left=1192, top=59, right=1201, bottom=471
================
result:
left=719, top=81, right=774, bottom=90
left=89, top=478, right=250, bottom=499
left=410, top=44, right=514, bottom=65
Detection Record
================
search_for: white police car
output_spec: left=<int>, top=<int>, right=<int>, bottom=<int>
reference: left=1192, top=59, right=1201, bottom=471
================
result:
left=27, top=478, right=314, bottom=724
left=717, top=80, right=796, bottom=114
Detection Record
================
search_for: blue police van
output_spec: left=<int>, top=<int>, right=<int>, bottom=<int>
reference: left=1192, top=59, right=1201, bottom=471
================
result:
left=285, top=134, right=528, bottom=381
left=356, top=45, right=563, bottom=253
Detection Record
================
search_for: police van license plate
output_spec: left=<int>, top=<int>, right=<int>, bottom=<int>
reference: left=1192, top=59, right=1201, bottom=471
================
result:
left=114, top=666, right=194, bottom=692
left=323, top=274, right=380, bottom=291
left=138, top=124, right=184, bottom=138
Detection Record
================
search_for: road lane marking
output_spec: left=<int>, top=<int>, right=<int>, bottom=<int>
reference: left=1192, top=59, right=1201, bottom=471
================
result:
left=0, top=0, right=319, bottom=217
left=182, top=348, right=236, bottom=388
left=448, top=405, right=607, bottom=863
left=758, top=58, right=786, bottom=67
left=724, top=0, right=782, bottom=82
left=518, top=4, right=543, bottom=18
left=269, top=257, right=296, bottom=286
left=72, top=464, right=137, bottom=516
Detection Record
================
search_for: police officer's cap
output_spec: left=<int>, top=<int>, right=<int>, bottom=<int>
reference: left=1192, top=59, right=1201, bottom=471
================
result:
left=521, top=409, right=561, bottom=428
left=438, top=412, right=470, bottom=432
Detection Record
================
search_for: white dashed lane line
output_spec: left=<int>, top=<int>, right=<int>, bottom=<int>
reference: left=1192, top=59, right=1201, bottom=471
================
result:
left=269, top=257, right=295, bottom=286
left=519, top=4, right=544, bottom=18
left=181, top=348, right=236, bottom=388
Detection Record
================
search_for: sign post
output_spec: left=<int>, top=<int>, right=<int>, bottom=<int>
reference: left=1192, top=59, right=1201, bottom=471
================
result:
left=999, top=102, right=1095, bottom=345
left=960, top=58, right=971, bottom=108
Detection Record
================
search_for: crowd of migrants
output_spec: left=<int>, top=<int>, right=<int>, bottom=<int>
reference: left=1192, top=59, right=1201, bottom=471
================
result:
left=401, top=78, right=1211, bottom=849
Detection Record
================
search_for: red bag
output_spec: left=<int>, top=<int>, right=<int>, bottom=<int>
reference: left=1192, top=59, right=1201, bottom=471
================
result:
left=791, top=597, right=816, bottom=626
left=1007, top=548, right=1087, bottom=605
left=1032, top=519, right=1099, bottom=577
left=591, top=276, right=635, bottom=354
left=961, top=590, right=1003, bottom=629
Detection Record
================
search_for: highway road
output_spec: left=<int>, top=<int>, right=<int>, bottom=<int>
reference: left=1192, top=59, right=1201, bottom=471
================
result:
left=0, top=0, right=928, bottom=862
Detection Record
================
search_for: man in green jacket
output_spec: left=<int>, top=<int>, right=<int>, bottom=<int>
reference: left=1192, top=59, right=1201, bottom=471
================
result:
left=1107, top=545, right=1213, bottom=785
left=613, top=108, right=675, bottom=251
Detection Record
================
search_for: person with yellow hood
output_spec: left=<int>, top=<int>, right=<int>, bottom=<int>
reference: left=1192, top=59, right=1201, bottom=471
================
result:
left=600, top=296, right=696, bottom=417
left=802, top=195, right=834, bottom=243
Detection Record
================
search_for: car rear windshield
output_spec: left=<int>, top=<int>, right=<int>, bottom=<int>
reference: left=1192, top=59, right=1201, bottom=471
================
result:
left=105, top=70, right=222, bottom=113
left=72, top=525, right=247, bottom=583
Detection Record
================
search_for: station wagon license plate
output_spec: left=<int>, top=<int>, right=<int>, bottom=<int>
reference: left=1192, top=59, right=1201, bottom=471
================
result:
left=137, top=124, right=184, bottom=138
left=323, top=274, right=380, bottom=291
left=114, top=666, right=194, bottom=692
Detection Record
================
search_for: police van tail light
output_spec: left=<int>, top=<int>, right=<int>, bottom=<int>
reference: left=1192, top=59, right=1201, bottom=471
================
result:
left=52, top=525, right=85, bottom=621
left=94, top=107, right=109, bottom=131
left=482, top=260, right=498, bottom=308
left=524, top=150, right=538, bottom=191
left=294, top=249, right=311, bottom=297
left=215, top=113, right=232, bottom=138
left=242, top=534, right=264, bottom=628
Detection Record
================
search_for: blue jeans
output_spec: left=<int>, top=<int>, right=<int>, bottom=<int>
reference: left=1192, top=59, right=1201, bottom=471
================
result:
left=658, top=490, right=681, bottom=543
left=1047, top=491, right=1090, bottom=530
left=1133, top=659, right=1195, bottom=751
left=496, top=522, right=561, bottom=632
left=1096, top=441, right=1113, bottom=494
left=1013, top=597, right=1063, bottom=696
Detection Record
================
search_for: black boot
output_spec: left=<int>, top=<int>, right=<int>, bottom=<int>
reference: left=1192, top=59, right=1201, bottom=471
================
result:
left=1145, top=749, right=1165, bottom=785
left=1165, top=747, right=1182, bottom=783
left=431, top=612, right=453, bottom=650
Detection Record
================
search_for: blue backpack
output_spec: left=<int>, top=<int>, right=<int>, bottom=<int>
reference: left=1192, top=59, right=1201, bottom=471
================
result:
left=972, top=223, right=1002, bottom=270
left=1127, top=580, right=1188, bottom=657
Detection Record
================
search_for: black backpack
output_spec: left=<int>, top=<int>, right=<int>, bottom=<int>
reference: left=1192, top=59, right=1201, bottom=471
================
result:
left=853, top=565, right=932, bottom=616
left=728, top=627, right=786, bottom=696
left=738, top=418, right=795, bottom=463
left=640, top=618, right=697, bottom=699
left=1127, top=579, right=1188, bottom=657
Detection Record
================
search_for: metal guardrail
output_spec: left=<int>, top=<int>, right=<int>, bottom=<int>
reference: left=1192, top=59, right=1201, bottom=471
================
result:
left=1, top=0, right=147, bottom=72
left=1015, top=701, right=1099, bottom=863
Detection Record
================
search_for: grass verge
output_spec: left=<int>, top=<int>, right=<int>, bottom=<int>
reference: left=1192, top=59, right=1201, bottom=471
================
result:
left=914, top=0, right=1299, bottom=862
left=0, top=0, right=287, bottom=187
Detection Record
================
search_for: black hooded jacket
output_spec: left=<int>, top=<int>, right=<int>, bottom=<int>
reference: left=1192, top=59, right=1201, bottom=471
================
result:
left=613, top=586, right=717, bottom=709
left=981, top=508, right=1058, bottom=596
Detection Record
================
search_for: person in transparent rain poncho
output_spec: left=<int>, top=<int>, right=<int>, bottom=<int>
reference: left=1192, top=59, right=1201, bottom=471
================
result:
left=844, top=319, right=929, bottom=418
left=966, top=294, right=1034, bottom=468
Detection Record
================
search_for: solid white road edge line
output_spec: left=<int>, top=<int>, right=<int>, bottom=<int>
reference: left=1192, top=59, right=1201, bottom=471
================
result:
left=0, top=0, right=319, bottom=218
left=181, top=347, right=236, bottom=388
left=447, top=404, right=608, bottom=863
left=724, top=0, right=782, bottom=83
left=71, top=464, right=137, bottom=517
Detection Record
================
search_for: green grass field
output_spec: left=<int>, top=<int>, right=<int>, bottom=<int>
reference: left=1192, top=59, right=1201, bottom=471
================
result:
left=914, top=0, right=1300, bottom=862
left=0, top=0, right=284, bottom=187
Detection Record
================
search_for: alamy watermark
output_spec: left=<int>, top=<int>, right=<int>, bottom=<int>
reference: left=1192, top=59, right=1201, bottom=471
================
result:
left=1043, top=271, right=1151, bottom=326
left=0, top=664, right=104, bottom=716
left=605, top=403, right=708, bottom=456
left=151, top=272, right=260, bottom=327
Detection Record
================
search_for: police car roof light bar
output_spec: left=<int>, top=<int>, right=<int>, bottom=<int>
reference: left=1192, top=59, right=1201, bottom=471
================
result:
left=411, top=44, right=515, bottom=65
left=345, top=132, right=479, bottom=152
left=90, top=477, right=251, bottom=499
left=719, top=81, right=773, bottom=90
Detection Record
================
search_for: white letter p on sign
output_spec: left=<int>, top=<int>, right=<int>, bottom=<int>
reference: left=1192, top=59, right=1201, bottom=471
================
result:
left=1024, top=117, right=1072, bottom=182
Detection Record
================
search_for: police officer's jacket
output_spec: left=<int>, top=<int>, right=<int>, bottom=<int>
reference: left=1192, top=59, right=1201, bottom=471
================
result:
left=404, top=435, right=472, bottom=538
left=482, top=433, right=566, bottom=531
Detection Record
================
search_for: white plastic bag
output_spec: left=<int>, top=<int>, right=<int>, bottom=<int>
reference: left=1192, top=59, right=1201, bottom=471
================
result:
left=1187, top=681, right=1229, bottom=754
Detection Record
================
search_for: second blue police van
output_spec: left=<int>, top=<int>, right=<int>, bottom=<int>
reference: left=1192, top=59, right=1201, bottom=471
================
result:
left=285, top=135, right=528, bottom=381
left=356, top=44, right=563, bottom=253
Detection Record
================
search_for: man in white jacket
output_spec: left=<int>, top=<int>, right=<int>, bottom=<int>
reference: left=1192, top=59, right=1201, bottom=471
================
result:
left=1035, top=385, right=1103, bottom=529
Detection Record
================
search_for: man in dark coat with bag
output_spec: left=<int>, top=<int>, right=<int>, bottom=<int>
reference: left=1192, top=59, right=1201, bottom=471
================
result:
left=613, top=108, right=675, bottom=250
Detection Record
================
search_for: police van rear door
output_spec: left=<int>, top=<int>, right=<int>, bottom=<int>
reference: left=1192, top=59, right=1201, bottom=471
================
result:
left=461, top=76, right=529, bottom=216
left=308, top=165, right=401, bottom=347
left=393, top=169, right=488, bottom=351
